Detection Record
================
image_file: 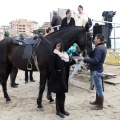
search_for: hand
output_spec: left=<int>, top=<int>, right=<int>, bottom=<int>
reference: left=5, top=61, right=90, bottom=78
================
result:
left=75, top=59, right=78, bottom=63
left=80, top=56, right=84, bottom=61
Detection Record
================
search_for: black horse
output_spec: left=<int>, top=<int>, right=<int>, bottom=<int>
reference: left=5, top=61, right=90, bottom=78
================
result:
left=0, top=26, right=92, bottom=109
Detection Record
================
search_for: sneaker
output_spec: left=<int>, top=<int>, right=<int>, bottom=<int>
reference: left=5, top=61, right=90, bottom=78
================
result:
left=30, top=79, right=35, bottom=82
left=11, top=85, right=18, bottom=88
left=56, top=112, right=65, bottom=118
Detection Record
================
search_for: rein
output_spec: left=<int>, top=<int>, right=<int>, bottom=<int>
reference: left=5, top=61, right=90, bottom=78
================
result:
left=39, top=34, right=53, bottom=46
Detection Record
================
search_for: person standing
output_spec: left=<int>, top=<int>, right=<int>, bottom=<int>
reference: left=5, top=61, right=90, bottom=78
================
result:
left=60, top=9, right=76, bottom=55
left=80, top=34, right=107, bottom=110
left=48, top=41, right=78, bottom=118
left=61, top=9, right=75, bottom=28
left=103, top=16, right=113, bottom=48
left=75, top=5, right=88, bottom=27
left=25, top=71, right=35, bottom=84
left=51, top=11, right=62, bottom=31
left=10, top=67, right=19, bottom=88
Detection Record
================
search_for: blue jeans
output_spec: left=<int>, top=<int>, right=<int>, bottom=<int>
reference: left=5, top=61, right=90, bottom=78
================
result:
left=91, top=71, right=103, bottom=97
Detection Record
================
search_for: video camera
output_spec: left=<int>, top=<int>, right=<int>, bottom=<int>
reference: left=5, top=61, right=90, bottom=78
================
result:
left=102, top=11, right=116, bottom=21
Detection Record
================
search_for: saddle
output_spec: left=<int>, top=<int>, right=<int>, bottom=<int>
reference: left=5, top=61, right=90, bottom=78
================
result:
left=12, top=34, right=41, bottom=70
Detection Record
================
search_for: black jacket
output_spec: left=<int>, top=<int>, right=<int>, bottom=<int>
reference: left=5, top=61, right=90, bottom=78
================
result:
left=48, top=53, right=76, bottom=93
left=84, top=43, right=107, bottom=72
left=51, top=15, right=62, bottom=27
left=61, top=17, right=75, bottom=28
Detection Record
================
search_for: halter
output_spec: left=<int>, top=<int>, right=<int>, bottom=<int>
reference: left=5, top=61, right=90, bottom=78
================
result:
left=75, top=31, right=92, bottom=57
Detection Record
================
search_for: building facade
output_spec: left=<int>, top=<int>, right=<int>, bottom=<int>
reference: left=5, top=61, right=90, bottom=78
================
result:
left=9, top=19, right=39, bottom=37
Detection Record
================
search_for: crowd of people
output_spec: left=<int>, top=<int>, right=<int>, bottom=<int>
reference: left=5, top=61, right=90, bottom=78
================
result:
left=51, top=5, right=89, bottom=31
left=45, top=5, right=107, bottom=118
left=48, top=33, right=106, bottom=118
left=9, top=5, right=107, bottom=119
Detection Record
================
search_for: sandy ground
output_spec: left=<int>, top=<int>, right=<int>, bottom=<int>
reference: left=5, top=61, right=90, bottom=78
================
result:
left=0, top=65, right=120, bottom=120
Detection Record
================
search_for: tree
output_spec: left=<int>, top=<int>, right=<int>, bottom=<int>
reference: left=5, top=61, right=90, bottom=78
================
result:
left=4, top=31, right=9, bottom=37
left=33, top=28, right=45, bottom=35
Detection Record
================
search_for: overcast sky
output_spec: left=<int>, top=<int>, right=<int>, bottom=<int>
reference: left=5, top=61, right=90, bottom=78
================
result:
left=0, top=0, right=119, bottom=26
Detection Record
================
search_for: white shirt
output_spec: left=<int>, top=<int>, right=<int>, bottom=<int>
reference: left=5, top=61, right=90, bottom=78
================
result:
left=75, top=13, right=88, bottom=27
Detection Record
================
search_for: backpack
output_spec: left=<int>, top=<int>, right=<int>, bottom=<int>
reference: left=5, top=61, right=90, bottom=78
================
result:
left=88, top=17, right=92, bottom=28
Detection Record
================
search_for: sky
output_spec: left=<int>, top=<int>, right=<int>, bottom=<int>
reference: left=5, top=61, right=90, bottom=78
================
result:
left=0, top=0, right=120, bottom=26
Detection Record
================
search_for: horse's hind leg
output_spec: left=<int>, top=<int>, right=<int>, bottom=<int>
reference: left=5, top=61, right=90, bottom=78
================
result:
left=46, top=82, right=54, bottom=103
left=37, top=69, right=48, bottom=109
left=0, top=63, right=12, bottom=102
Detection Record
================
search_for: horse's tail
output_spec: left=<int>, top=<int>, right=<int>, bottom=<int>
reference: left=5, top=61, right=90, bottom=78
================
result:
left=0, top=39, right=7, bottom=62
left=0, top=37, right=13, bottom=61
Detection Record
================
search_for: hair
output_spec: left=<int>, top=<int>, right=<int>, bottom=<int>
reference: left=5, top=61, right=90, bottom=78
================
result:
left=78, top=5, right=83, bottom=10
left=95, top=34, right=104, bottom=42
left=46, top=27, right=51, bottom=34
left=66, top=9, right=71, bottom=15
left=53, top=40, right=64, bottom=52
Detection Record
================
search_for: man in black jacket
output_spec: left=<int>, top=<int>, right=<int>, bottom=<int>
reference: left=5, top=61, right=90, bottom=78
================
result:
left=51, top=11, right=62, bottom=31
left=80, top=34, right=107, bottom=110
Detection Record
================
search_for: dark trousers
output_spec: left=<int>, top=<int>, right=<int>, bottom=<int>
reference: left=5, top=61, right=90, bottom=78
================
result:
left=107, top=28, right=113, bottom=47
left=25, top=70, right=33, bottom=81
left=56, top=93, right=65, bottom=112
left=10, top=67, right=18, bottom=86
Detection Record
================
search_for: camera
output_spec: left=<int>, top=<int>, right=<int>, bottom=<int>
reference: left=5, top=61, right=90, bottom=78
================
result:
left=102, top=11, right=116, bottom=22
left=102, top=11, right=116, bottom=17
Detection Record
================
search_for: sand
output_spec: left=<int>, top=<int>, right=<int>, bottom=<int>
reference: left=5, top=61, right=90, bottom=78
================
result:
left=0, top=65, right=120, bottom=120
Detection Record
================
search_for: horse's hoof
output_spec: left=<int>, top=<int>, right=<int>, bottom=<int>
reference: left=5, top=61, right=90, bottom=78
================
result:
left=6, top=100, right=12, bottom=104
left=6, top=97, right=11, bottom=101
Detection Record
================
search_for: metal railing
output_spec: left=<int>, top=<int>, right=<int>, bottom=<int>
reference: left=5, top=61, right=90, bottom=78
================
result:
left=51, top=25, right=61, bottom=30
left=51, top=20, right=120, bottom=52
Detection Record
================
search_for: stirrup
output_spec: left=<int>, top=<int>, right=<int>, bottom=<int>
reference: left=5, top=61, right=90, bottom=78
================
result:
left=27, top=63, right=32, bottom=70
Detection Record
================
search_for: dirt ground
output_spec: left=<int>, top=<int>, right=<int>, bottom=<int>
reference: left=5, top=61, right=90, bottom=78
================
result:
left=0, top=65, right=120, bottom=120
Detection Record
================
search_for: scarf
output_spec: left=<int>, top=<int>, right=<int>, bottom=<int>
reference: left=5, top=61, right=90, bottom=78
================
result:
left=54, top=49, right=69, bottom=62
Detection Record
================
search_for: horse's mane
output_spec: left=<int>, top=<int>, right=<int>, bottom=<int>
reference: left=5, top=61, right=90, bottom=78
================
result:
left=46, top=26, right=85, bottom=36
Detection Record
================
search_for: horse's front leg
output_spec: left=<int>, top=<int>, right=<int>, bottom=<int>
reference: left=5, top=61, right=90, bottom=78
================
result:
left=37, top=69, right=48, bottom=109
left=1, top=80, right=11, bottom=102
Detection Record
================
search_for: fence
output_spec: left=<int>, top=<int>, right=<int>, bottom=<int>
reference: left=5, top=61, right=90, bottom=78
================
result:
left=105, top=52, right=120, bottom=65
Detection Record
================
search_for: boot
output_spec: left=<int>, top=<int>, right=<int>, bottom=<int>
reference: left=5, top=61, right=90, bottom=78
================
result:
left=90, top=93, right=98, bottom=105
left=91, top=96, right=104, bottom=110
left=60, top=95, right=70, bottom=116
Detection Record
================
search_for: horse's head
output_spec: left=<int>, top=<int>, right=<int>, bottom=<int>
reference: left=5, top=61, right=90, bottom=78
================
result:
left=45, top=26, right=93, bottom=56
left=75, top=29, right=93, bottom=57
